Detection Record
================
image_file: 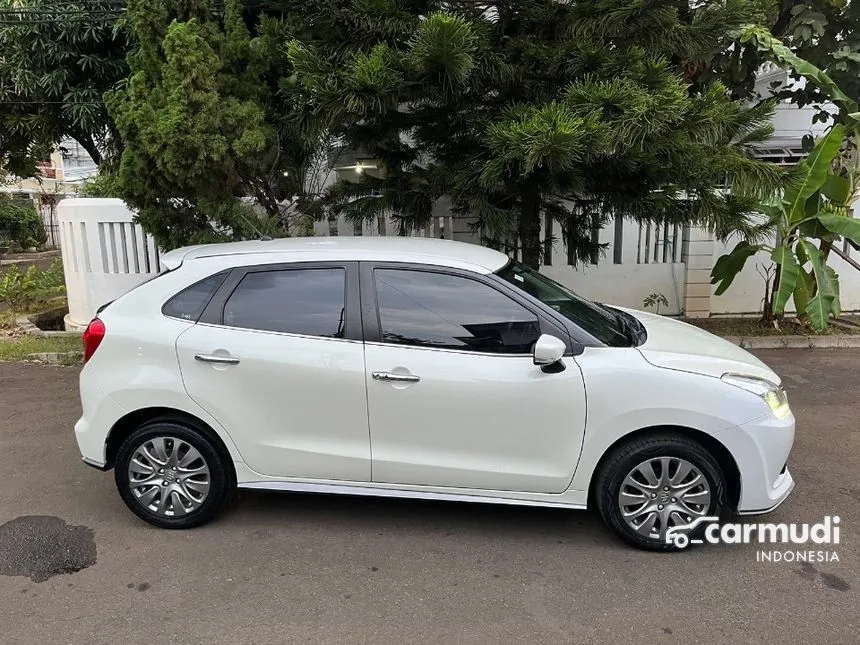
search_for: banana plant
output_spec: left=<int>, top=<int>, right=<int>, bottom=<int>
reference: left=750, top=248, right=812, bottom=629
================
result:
left=710, top=26, right=860, bottom=332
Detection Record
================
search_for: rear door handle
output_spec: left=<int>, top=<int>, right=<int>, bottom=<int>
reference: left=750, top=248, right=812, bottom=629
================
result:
left=195, top=354, right=240, bottom=365
left=372, top=371, right=420, bottom=383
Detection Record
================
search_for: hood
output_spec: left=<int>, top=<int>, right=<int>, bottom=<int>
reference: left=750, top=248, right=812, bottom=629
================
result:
left=620, top=308, right=780, bottom=385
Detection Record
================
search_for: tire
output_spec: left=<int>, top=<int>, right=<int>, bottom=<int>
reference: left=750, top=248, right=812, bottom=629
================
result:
left=114, top=420, right=231, bottom=529
left=594, top=433, right=727, bottom=552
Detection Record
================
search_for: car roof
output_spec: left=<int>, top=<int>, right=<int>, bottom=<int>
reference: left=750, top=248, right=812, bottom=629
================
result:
left=160, top=236, right=511, bottom=274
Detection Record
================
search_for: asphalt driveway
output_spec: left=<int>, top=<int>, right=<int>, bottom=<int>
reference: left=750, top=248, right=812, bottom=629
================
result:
left=0, top=350, right=857, bottom=644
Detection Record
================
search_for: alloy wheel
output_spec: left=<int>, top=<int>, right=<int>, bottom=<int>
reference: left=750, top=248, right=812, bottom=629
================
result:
left=618, top=456, right=712, bottom=541
left=127, top=436, right=211, bottom=517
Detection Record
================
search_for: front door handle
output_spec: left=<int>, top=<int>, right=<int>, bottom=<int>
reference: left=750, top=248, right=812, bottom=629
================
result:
left=195, top=354, right=240, bottom=365
left=372, top=371, right=420, bottom=383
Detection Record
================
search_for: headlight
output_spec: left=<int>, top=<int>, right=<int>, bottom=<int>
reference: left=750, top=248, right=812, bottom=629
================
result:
left=721, top=373, right=791, bottom=419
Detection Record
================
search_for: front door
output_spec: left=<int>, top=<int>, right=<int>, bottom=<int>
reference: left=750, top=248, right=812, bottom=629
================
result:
left=362, top=265, right=587, bottom=494
left=176, top=263, right=371, bottom=481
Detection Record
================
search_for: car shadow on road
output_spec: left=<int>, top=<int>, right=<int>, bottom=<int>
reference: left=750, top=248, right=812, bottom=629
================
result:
left=217, top=488, right=618, bottom=547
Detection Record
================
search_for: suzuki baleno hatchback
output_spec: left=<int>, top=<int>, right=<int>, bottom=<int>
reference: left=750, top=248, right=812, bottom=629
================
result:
left=75, top=237, right=795, bottom=550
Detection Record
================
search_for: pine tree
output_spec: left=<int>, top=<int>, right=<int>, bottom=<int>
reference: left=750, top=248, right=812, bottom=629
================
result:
left=107, top=0, right=325, bottom=247
left=287, top=0, right=783, bottom=268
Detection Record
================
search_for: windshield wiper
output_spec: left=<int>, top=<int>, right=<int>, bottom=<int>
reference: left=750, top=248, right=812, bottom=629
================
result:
left=614, top=312, right=637, bottom=345
left=599, top=304, right=642, bottom=346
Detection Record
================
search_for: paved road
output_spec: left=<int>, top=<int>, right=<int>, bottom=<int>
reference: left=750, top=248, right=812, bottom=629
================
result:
left=0, top=350, right=857, bottom=644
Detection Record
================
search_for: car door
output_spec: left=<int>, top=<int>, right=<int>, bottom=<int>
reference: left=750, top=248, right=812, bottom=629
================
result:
left=361, top=263, right=587, bottom=494
left=175, top=262, right=371, bottom=481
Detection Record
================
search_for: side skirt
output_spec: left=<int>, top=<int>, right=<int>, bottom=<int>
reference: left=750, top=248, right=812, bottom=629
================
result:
left=238, top=480, right=587, bottom=510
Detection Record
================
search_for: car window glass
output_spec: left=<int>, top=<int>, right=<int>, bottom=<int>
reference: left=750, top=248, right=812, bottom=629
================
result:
left=162, top=271, right=229, bottom=322
left=496, top=260, right=630, bottom=347
left=222, top=268, right=346, bottom=337
left=374, top=269, right=541, bottom=353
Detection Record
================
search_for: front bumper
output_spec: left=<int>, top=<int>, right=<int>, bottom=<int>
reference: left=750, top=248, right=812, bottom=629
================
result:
left=736, top=467, right=794, bottom=515
left=82, top=456, right=110, bottom=471
left=714, top=411, right=796, bottom=514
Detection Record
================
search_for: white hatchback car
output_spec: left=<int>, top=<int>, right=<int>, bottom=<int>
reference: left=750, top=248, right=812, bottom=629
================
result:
left=75, top=237, right=795, bottom=550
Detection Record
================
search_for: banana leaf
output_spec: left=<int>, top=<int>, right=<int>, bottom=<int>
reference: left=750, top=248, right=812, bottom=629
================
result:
left=711, top=241, right=761, bottom=296
left=784, top=125, right=845, bottom=224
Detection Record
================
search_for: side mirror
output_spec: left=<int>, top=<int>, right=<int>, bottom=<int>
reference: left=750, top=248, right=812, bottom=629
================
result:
left=533, top=334, right=566, bottom=366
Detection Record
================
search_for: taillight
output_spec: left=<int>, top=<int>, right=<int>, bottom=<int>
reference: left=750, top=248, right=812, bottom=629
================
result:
left=82, top=318, right=106, bottom=362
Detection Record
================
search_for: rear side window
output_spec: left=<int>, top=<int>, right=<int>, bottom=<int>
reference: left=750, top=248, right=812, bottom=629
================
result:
left=222, top=268, right=346, bottom=338
left=162, top=271, right=229, bottom=322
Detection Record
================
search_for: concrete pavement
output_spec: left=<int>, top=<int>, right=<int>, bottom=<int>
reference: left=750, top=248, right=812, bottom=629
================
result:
left=0, top=350, right=857, bottom=644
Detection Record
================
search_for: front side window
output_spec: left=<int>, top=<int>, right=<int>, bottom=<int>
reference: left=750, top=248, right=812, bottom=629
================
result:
left=374, top=269, right=541, bottom=354
left=222, top=268, right=346, bottom=338
left=495, top=261, right=630, bottom=347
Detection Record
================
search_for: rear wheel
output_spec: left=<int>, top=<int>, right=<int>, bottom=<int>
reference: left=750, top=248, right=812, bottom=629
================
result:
left=595, top=434, right=727, bottom=551
left=114, top=421, right=230, bottom=529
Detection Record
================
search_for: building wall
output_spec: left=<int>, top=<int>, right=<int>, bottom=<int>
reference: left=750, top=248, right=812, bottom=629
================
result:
left=710, top=201, right=860, bottom=315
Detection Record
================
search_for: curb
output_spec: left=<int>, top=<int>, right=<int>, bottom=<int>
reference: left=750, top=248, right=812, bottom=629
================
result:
left=24, top=351, right=83, bottom=365
left=719, top=335, right=860, bottom=349
left=15, top=315, right=79, bottom=338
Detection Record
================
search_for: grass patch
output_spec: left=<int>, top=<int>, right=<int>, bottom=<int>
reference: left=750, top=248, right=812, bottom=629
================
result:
left=0, top=335, right=82, bottom=362
left=686, top=317, right=860, bottom=337
left=0, top=297, right=67, bottom=329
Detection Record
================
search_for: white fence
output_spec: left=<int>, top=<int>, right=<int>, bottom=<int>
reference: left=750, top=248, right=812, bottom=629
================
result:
left=59, top=199, right=161, bottom=329
left=314, top=213, right=690, bottom=315
left=57, top=198, right=860, bottom=330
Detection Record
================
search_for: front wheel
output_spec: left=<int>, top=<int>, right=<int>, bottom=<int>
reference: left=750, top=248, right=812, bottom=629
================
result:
left=594, top=434, right=727, bottom=551
left=114, top=421, right=231, bottom=529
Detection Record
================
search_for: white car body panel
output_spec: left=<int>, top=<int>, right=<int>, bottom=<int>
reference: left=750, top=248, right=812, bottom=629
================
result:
left=160, top=237, right=509, bottom=274
left=175, top=324, right=371, bottom=480
left=73, top=237, right=796, bottom=525
left=363, top=344, right=586, bottom=493
left=628, top=308, right=780, bottom=383
left=233, top=463, right=589, bottom=509
left=568, top=347, right=783, bottom=494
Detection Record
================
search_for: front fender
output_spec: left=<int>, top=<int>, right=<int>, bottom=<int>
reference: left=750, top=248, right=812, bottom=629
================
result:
left=568, top=347, right=766, bottom=492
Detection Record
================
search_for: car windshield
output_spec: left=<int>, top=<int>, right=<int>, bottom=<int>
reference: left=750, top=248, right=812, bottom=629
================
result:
left=496, top=260, right=631, bottom=347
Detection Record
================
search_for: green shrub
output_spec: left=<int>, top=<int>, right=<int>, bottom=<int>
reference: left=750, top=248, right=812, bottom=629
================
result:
left=0, top=197, right=47, bottom=249
left=0, top=259, right=66, bottom=311
left=77, top=172, right=121, bottom=198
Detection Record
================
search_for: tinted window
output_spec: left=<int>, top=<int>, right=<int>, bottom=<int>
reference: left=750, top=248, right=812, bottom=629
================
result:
left=496, top=260, right=630, bottom=347
left=162, top=271, right=228, bottom=322
left=375, top=269, right=541, bottom=353
left=223, top=268, right=346, bottom=338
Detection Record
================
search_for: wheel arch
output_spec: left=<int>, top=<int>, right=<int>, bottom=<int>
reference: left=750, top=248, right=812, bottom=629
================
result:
left=105, top=407, right=236, bottom=486
left=587, top=425, right=741, bottom=510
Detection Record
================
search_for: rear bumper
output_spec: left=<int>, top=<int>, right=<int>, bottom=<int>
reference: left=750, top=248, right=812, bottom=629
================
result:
left=75, top=369, right=126, bottom=467
left=714, top=411, right=796, bottom=514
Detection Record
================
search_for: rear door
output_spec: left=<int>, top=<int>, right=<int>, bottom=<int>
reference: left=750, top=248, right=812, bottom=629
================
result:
left=175, top=262, right=371, bottom=481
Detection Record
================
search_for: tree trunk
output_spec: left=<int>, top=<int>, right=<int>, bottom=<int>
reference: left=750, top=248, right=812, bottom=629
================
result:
left=519, top=181, right=542, bottom=269
left=763, top=263, right=778, bottom=324
left=72, top=133, right=102, bottom=166
left=820, top=239, right=833, bottom=263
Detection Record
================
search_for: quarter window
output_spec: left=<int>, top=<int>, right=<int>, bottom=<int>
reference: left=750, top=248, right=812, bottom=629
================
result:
left=222, top=268, right=346, bottom=338
left=162, top=271, right=229, bottom=322
left=374, top=269, right=541, bottom=353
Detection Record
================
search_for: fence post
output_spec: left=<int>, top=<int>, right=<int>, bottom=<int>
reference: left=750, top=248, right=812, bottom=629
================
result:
left=680, top=226, right=714, bottom=318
